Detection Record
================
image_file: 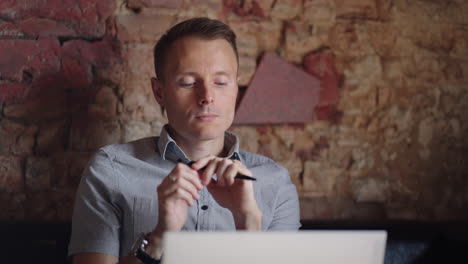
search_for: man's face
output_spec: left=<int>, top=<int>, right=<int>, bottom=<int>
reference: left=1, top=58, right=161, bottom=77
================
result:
left=153, top=36, right=238, bottom=142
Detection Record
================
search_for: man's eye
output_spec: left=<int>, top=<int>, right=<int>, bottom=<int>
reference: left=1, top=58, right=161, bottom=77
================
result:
left=215, top=82, right=227, bottom=86
left=180, top=82, right=194, bottom=87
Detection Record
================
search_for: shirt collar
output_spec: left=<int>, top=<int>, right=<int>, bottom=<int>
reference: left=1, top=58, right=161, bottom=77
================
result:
left=156, top=125, right=240, bottom=162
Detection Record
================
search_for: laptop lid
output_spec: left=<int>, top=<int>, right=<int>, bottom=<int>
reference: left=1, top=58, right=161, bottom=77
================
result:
left=162, top=230, right=387, bottom=264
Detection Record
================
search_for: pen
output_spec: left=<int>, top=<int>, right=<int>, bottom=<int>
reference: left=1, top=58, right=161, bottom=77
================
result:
left=178, top=160, right=257, bottom=181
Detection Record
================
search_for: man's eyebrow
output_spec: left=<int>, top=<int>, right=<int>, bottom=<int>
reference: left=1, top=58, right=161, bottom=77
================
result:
left=176, top=71, right=232, bottom=77
left=213, top=71, right=231, bottom=76
left=177, top=71, right=197, bottom=76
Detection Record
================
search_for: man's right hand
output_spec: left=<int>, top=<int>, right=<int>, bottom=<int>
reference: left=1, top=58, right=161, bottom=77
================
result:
left=152, top=162, right=203, bottom=235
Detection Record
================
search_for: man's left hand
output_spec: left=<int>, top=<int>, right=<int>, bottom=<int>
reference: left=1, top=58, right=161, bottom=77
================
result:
left=191, top=156, right=262, bottom=230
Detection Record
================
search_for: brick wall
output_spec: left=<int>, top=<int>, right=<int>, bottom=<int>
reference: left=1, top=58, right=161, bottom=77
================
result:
left=1, top=0, right=467, bottom=221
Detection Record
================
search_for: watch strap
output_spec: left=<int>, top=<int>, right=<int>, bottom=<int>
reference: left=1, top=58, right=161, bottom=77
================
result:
left=135, top=246, right=161, bottom=264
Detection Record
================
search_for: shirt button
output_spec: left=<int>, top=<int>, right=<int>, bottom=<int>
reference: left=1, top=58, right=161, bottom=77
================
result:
left=201, top=205, right=208, bottom=210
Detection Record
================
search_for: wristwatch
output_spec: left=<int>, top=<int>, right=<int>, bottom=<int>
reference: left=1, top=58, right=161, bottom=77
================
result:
left=132, top=233, right=161, bottom=264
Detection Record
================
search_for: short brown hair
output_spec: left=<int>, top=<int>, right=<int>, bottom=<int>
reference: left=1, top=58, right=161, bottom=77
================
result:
left=153, top=17, right=238, bottom=82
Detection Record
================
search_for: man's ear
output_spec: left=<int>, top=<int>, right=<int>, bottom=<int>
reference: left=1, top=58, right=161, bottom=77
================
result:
left=151, top=77, right=164, bottom=106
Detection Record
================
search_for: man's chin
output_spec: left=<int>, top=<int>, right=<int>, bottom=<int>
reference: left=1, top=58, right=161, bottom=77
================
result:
left=192, top=130, right=224, bottom=141
left=187, top=125, right=228, bottom=141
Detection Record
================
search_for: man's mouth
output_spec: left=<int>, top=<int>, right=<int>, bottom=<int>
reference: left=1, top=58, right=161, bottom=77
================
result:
left=195, top=114, right=219, bottom=121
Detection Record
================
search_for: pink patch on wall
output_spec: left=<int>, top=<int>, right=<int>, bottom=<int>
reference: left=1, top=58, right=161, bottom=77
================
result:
left=234, top=52, right=320, bottom=124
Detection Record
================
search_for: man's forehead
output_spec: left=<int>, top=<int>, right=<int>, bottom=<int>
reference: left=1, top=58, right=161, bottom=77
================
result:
left=165, top=37, right=238, bottom=75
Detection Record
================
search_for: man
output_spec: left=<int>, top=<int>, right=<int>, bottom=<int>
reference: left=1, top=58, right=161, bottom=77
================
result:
left=69, top=17, right=300, bottom=264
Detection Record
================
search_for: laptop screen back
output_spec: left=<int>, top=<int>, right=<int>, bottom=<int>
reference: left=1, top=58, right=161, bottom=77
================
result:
left=162, top=231, right=387, bottom=264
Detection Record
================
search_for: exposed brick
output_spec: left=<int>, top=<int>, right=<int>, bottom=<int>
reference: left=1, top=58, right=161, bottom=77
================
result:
left=365, top=22, right=398, bottom=58
left=237, top=55, right=256, bottom=86
left=303, top=49, right=341, bottom=106
left=180, top=0, right=222, bottom=17
left=69, top=119, right=121, bottom=151
left=0, top=38, right=61, bottom=83
left=52, top=152, right=93, bottom=189
left=270, top=0, right=303, bottom=20
left=451, top=28, right=468, bottom=59
left=121, top=87, right=164, bottom=122
left=300, top=197, right=335, bottom=219
left=96, top=0, right=117, bottom=21
left=234, top=53, right=320, bottom=124
left=277, top=159, right=303, bottom=192
left=303, top=0, right=336, bottom=25
left=0, top=155, right=23, bottom=190
left=0, top=191, right=26, bottom=221
left=3, top=87, right=68, bottom=122
left=62, top=57, right=93, bottom=90
left=375, top=0, right=394, bottom=21
left=25, top=156, right=51, bottom=191
left=0, top=82, right=28, bottom=102
left=292, top=131, right=316, bottom=160
left=284, top=21, right=328, bottom=63
left=62, top=38, right=122, bottom=69
left=116, top=14, right=174, bottom=43
left=257, top=127, right=292, bottom=161
left=229, top=126, right=259, bottom=153
left=251, top=0, right=274, bottom=17
left=19, top=18, right=75, bottom=37
left=122, top=120, right=152, bottom=143
left=229, top=19, right=282, bottom=55
left=223, top=0, right=274, bottom=17
left=328, top=22, right=375, bottom=58
left=36, top=120, right=67, bottom=154
left=0, top=42, right=28, bottom=81
left=0, top=0, right=16, bottom=11
left=334, top=0, right=378, bottom=20
left=351, top=178, right=388, bottom=203
left=273, top=125, right=299, bottom=149
left=88, top=86, right=118, bottom=119
left=0, top=120, right=37, bottom=156
left=121, top=44, right=163, bottom=122
left=229, top=21, right=259, bottom=57
left=338, top=202, right=386, bottom=220
left=25, top=191, right=75, bottom=221
left=0, top=20, right=21, bottom=38
left=0, top=0, right=115, bottom=37
left=303, top=161, right=341, bottom=196
left=128, top=0, right=184, bottom=9
left=67, top=88, right=99, bottom=117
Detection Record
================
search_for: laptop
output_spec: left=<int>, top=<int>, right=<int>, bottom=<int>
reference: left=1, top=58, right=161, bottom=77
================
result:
left=162, top=230, right=387, bottom=264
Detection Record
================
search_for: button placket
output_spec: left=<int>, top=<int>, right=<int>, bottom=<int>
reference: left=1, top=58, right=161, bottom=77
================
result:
left=199, top=188, right=210, bottom=230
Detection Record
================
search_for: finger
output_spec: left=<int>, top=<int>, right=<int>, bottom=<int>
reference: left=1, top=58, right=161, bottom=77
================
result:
left=233, top=160, right=253, bottom=177
left=160, top=184, right=194, bottom=206
left=191, top=155, right=216, bottom=171
left=166, top=163, right=203, bottom=190
left=201, top=158, right=221, bottom=186
left=179, top=168, right=204, bottom=190
left=224, top=163, right=238, bottom=186
left=170, top=187, right=195, bottom=207
left=215, top=159, right=234, bottom=186
left=161, top=176, right=200, bottom=201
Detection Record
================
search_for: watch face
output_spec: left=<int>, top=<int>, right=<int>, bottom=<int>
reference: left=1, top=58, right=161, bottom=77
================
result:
left=132, top=233, right=147, bottom=254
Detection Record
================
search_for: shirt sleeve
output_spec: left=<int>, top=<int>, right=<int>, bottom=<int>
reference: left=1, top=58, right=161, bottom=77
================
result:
left=68, top=149, right=122, bottom=257
left=267, top=166, right=301, bottom=231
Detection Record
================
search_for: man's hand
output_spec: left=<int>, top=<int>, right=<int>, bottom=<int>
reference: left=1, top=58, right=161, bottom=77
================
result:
left=192, top=156, right=262, bottom=230
left=156, top=163, right=203, bottom=231
left=147, top=163, right=203, bottom=258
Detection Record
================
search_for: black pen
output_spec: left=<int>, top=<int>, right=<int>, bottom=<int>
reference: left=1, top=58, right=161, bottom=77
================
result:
left=179, top=160, right=257, bottom=181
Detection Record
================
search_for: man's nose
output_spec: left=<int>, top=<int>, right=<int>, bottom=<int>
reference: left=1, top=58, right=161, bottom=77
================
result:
left=197, top=82, right=215, bottom=106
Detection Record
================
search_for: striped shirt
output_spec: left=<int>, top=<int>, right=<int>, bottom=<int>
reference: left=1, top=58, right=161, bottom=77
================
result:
left=69, top=126, right=301, bottom=258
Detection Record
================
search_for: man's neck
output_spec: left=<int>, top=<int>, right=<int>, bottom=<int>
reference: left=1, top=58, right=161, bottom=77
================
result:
left=167, top=126, right=226, bottom=161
